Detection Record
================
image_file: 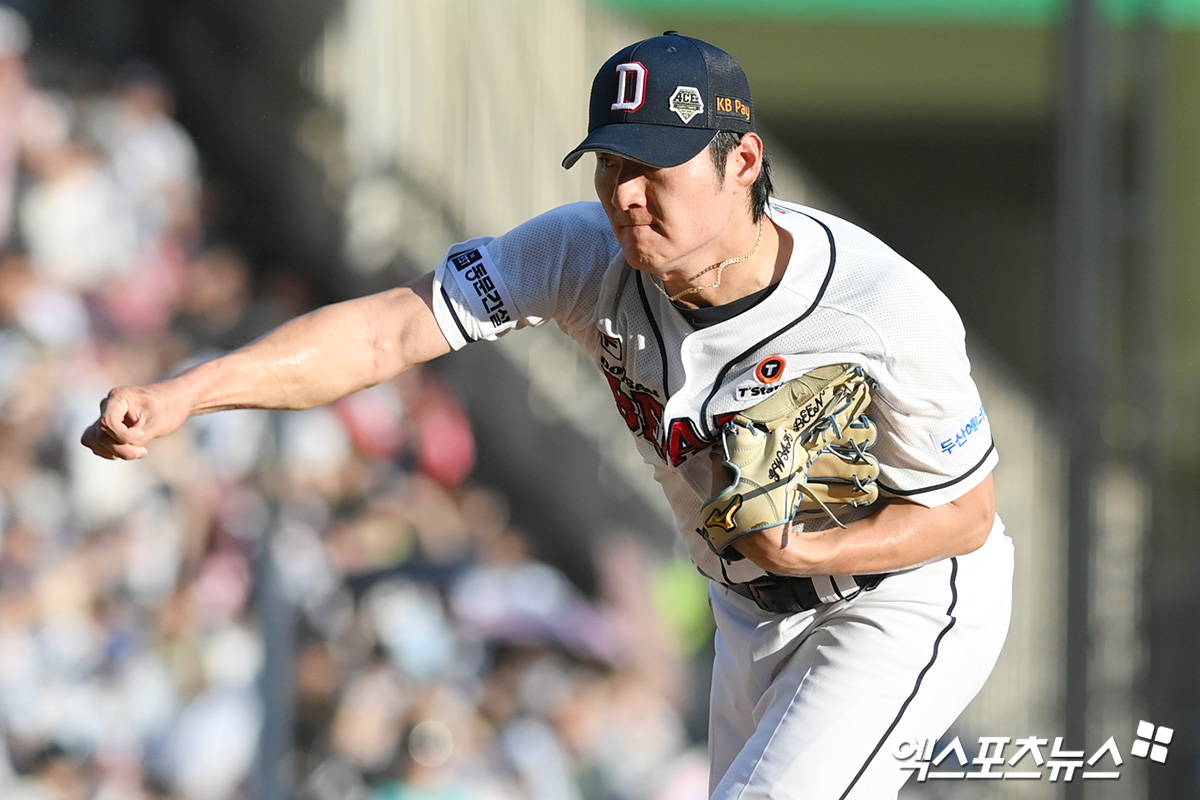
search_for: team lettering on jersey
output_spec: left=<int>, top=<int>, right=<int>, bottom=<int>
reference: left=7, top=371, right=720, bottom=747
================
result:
left=599, top=357, right=735, bottom=467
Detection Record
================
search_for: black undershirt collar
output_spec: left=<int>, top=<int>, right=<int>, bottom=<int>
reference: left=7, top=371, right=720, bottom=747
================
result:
left=672, top=281, right=779, bottom=329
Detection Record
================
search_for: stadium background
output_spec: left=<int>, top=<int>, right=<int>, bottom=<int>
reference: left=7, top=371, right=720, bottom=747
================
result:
left=0, top=0, right=1197, bottom=798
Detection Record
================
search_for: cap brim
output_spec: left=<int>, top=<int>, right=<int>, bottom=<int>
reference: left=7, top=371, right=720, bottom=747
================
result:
left=561, top=124, right=718, bottom=169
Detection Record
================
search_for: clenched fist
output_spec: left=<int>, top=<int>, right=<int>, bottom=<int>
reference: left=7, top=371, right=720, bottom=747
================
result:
left=80, top=383, right=191, bottom=460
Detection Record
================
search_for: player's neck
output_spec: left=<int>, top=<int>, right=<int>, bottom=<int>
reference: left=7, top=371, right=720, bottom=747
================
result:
left=663, top=219, right=788, bottom=310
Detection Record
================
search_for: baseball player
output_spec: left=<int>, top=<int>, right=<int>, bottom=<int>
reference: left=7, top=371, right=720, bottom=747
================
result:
left=82, top=32, right=1013, bottom=799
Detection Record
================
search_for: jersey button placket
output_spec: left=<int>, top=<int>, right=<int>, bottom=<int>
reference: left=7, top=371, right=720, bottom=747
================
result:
left=660, top=337, right=702, bottom=454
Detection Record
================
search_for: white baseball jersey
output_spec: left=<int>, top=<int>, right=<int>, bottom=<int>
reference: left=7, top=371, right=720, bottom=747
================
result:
left=431, top=198, right=997, bottom=587
left=431, top=197, right=1011, bottom=799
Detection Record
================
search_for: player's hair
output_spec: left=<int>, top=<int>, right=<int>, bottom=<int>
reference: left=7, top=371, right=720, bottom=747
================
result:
left=709, top=131, right=774, bottom=223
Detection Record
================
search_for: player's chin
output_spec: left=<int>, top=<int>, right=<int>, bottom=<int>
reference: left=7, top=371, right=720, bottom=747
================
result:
left=618, top=246, right=656, bottom=273
left=618, top=237, right=668, bottom=273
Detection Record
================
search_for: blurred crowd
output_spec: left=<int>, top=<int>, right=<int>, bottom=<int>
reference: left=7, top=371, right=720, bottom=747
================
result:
left=0, top=6, right=712, bottom=800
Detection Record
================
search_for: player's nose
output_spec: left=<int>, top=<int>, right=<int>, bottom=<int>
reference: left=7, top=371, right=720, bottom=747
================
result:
left=610, top=165, right=648, bottom=211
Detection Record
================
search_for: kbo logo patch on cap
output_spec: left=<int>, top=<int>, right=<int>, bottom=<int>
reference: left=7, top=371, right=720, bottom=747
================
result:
left=669, top=86, right=704, bottom=124
left=562, top=32, right=755, bottom=169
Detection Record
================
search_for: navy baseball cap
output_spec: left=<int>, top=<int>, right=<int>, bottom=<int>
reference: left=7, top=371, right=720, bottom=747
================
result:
left=562, top=31, right=755, bottom=169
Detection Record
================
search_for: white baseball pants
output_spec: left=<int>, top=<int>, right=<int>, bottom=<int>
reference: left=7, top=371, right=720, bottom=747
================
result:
left=707, top=517, right=1014, bottom=799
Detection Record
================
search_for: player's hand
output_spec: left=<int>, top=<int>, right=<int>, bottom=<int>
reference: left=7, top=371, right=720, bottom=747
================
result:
left=80, top=384, right=190, bottom=460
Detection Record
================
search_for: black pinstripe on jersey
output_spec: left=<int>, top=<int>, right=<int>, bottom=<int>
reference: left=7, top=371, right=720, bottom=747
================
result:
left=631, top=208, right=992, bottom=500
left=696, top=211, right=838, bottom=439
left=839, top=557, right=960, bottom=799
left=876, top=440, right=997, bottom=498
left=440, top=286, right=475, bottom=344
left=635, top=270, right=674, bottom=396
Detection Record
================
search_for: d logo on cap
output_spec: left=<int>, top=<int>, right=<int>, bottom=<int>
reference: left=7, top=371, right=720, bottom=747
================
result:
left=561, top=31, right=755, bottom=170
left=611, top=63, right=647, bottom=112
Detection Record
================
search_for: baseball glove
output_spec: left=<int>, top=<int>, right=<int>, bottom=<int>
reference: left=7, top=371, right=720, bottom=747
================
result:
left=701, top=363, right=880, bottom=555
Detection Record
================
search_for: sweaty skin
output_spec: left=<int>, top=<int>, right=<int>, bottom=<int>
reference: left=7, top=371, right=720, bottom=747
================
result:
left=80, top=276, right=451, bottom=461
left=707, top=443, right=996, bottom=577
left=79, top=32, right=1012, bottom=800
left=83, top=138, right=992, bottom=579
left=733, top=475, right=996, bottom=576
left=593, top=133, right=784, bottom=308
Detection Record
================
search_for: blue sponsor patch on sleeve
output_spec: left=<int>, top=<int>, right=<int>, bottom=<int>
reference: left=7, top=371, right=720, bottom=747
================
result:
left=932, top=404, right=990, bottom=466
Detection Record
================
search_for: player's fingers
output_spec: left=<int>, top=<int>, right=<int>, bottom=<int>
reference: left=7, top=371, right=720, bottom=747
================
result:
left=111, top=442, right=150, bottom=460
left=97, top=388, right=153, bottom=446
left=80, top=420, right=117, bottom=457
left=81, top=419, right=149, bottom=460
left=98, top=391, right=132, bottom=429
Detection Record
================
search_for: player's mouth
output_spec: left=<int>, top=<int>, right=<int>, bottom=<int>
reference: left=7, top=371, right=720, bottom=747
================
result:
left=618, top=222, right=666, bottom=253
left=616, top=218, right=661, bottom=235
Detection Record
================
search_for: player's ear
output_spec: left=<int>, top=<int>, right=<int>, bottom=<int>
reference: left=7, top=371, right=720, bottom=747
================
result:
left=731, top=133, right=764, bottom=190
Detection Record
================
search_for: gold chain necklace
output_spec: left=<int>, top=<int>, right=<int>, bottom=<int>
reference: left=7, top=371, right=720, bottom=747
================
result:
left=652, top=219, right=765, bottom=302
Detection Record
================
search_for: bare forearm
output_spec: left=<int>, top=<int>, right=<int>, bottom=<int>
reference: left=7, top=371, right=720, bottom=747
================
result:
left=168, top=301, right=390, bottom=414
left=81, top=274, right=451, bottom=461
left=168, top=277, right=448, bottom=415
left=734, top=475, right=996, bottom=576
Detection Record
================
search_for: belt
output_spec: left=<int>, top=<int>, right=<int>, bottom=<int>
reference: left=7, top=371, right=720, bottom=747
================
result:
left=727, top=573, right=886, bottom=614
